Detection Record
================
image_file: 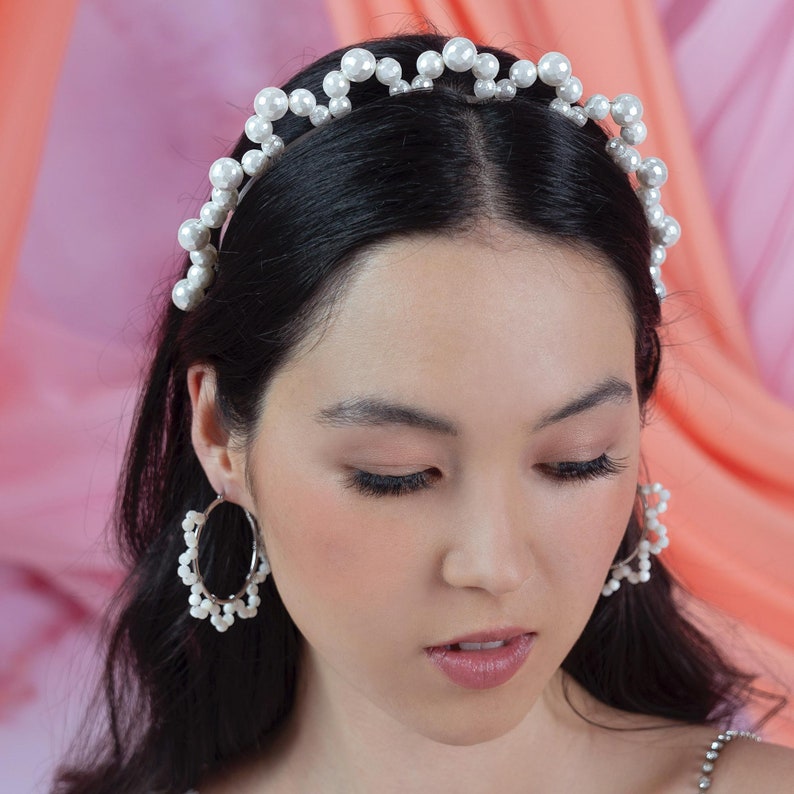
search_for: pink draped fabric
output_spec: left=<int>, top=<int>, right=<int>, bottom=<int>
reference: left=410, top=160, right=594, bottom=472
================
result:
left=0, top=0, right=792, bottom=786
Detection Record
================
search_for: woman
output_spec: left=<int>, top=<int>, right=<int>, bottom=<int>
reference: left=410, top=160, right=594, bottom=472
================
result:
left=54, top=33, right=794, bottom=793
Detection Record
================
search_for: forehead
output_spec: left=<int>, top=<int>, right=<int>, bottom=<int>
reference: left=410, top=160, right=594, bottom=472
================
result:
left=278, top=228, right=636, bottom=410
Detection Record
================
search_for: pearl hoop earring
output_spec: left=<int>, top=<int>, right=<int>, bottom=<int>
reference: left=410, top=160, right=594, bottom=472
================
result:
left=602, top=482, right=671, bottom=597
left=178, top=495, right=271, bottom=632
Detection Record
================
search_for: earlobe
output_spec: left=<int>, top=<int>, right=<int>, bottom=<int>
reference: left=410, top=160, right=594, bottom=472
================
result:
left=187, top=365, right=253, bottom=511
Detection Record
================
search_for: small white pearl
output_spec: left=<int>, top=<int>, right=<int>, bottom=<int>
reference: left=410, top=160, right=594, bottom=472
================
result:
left=340, top=48, right=376, bottom=82
left=182, top=517, right=194, bottom=531
left=178, top=552, right=192, bottom=567
left=472, top=52, right=499, bottom=80
left=329, top=96, right=352, bottom=117
left=289, top=88, right=316, bottom=117
left=417, top=50, right=444, bottom=79
left=186, top=547, right=198, bottom=560
left=411, top=75, right=433, bottom=90
left=621, top=120, right=647, bottom=146
left=637, top=157, right=668, bottom=188
left=177, top=565, right=191, bottom=578
left=199, top=201, right=227, bottom=228
left=639, top=558, right=652, bottom=571
left=652, top=216, right=681, bottom=247
left=627, top=572, right=640, bottom=585
left=556, top=76, right=582, bottom=103
left=223, top=602, right=236, bottom=614
left=650, top=265, right=661, bottom=282
left=222, top=614, right=234, bottom=627
left=322, top=70, right=350, bottom=99
left=190, top=583, right=204, bottom=595
left=617, top=146, right=641, bottom=173
left=253, top=86, right=289, bottom=120
left=602, top=585, right=614, bottom=597
left=259, top=555, right=271, bottom=575
left=537, top=52, right=571, bottom=87
left=660, top=489, right=671, bottom=501
left=187, top=264, right=214, bottom=290
left=638, top=570, right=651, bottom=583
left=184, top=532, right=198, bottom=548
left=494, top=78, right=517, bottom=101
left=605, top=137, right=627, bottom=160
left=611, top=93, right=643, bottom=126
left=190, top=605, right=209, bottom=620
left=208, top=157, right=244, bottom=190
left=389, top=79, right=411, bottom=96
left=549, top=98, right=571, bottom=117
left=244, top=115, right=273, bottom=143
left=309, top=105, right=331, bottom=127
left=247, top=583, right=259, bottom=596
left=639, top=539, right=651, bottom=553
left=376, top=57, right=402, bottom=86
left=646, top=204, right=665, bottom=227
left=241, top=149, right=267, bottom=177
left=583, top=94, right=610, bottom=120
left=442, top=37, right=477, bottom=72
left=568, top=107, right=588, bottom=127
left=636, top=187, right=661, bottom=208
left=473, top=78, right=496, bottom=99
left=261, top=135, right=285, bottom=159
left=509, top=59, right=537, bottom=88
left=188, top=593, right=202, bottom=606
left=211, top=188, right=238, bottom=212
left=609, top=578, right=621, bottom=592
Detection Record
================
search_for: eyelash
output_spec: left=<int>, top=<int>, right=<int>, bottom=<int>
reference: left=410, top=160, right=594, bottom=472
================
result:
left=347, top=454, right=627, bottom=498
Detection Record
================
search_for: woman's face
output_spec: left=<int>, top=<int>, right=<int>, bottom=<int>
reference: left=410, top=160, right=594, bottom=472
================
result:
left=244, top=228, right=641, bottom=745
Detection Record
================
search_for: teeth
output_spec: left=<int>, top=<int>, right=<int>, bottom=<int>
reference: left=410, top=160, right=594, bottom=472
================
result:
left=457, top=640, right=506, bottom=651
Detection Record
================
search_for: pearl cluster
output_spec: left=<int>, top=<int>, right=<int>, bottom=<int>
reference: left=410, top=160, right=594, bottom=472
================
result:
left=697, top=730, right=761, bottom=789
left=172, top=37, right=679, bottom=311
left=601, top=482, right=671, bottom=597
left=178, top=497, right=271, bottom=632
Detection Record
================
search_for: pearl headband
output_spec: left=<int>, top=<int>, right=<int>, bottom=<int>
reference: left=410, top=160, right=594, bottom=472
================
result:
left=172, top=37, right=679, bottom=311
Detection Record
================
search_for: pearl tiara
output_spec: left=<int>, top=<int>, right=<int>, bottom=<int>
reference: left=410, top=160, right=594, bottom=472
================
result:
left=172, top=37, right=679, bottom=311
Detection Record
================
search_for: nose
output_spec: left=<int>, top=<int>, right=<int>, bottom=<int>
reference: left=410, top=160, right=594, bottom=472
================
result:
left=440, top=474, right=534, bottom=596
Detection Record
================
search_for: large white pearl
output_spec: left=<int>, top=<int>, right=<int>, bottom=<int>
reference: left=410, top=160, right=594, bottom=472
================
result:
left=611, top=93, right=643, bottom=126
left=556, top=76, right=582, bottom=103
left=289, top=88, right=316, bottom=117
left=241, top=149, right=267, bottom=177
left=617, top=146, right=641, bottom=173
left=199, top=201, right=227, bottom=229
left=637, top=157, right=668, bottom=188
left=537, top=52, right=571, bottom=86
left=253, top=87, right=289, bottom=120
left=322, top=70, right=350, bottom=99
left=509, top=59, right=537, bottom=88
left=417, top=50, right=444, bottom=79
left=261, top=135, right=285, bottom=159
left=329, top=96, right=352, bottom=117
left=583, top=94, right=610, bottom=120
left=208, top=158, right=244, bottom=190
left=177, top=219, right=210, bottom=251
left=375, top=57, right=402, bottom=86
left=472, top=52, right=499, bottom=80
left=340, top=48, right=376, bottom=82
left=244, top=115, right=273, bottom=143
left=442, top=37, right=477, bottom=72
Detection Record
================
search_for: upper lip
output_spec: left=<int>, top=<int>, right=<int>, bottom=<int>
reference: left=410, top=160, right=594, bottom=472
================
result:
left=429, top=627, right=533, bottom=647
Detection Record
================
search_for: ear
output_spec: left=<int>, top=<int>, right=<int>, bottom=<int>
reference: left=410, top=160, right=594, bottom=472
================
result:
left=187, top=364, right=255, bottom=513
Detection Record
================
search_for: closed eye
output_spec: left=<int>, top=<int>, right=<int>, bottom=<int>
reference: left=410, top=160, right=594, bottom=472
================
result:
left=346, top=468, right=439, bottom=497
left=537, top=453, right=627, bottom=483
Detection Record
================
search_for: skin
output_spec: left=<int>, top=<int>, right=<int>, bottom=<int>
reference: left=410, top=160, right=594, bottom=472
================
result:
left=189, top=228, right=794, bottom=793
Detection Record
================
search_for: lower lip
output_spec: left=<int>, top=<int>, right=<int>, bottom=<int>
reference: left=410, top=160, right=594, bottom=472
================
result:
left=425, top=633, right=536, bottom=690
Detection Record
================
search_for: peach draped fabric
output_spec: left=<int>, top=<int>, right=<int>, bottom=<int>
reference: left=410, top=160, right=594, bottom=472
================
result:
left=0, top=0, right=792, bottom=786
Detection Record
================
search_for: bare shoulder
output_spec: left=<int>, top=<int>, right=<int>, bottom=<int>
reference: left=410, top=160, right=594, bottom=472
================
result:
left=713, top=736, right=794, bottom=792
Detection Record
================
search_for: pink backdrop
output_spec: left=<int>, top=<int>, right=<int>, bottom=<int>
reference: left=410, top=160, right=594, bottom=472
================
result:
left=1, top=0, right=792, bottom=789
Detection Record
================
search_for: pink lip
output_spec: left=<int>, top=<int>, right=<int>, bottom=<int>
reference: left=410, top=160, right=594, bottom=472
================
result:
left=425, top=629, right=536, bottom=690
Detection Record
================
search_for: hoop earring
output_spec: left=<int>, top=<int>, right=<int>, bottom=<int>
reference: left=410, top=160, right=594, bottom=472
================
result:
left=601, top=482, right=670, bottom=597
left=177, top=494, right=271, bottom=632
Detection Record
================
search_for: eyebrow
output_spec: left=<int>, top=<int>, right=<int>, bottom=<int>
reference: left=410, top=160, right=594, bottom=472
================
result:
left=314, top=377, right=634, bottom=436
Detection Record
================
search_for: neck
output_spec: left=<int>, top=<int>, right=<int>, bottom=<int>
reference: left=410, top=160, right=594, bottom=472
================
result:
left=263, top=662, right=607, bottom=794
